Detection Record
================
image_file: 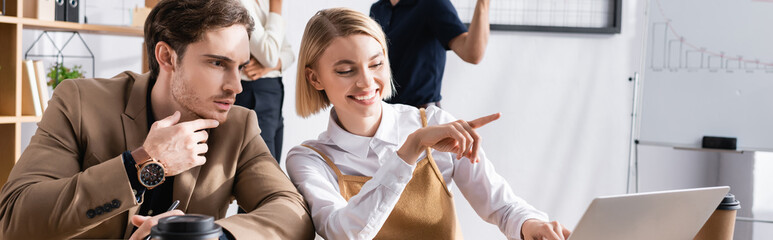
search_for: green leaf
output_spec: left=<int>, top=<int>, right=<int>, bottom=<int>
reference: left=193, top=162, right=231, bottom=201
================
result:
left=47, top=64, right=86, bottom=89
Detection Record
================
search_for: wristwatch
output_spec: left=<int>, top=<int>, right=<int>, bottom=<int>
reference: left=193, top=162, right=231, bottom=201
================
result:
left=132, top=146, right=166, bottom=189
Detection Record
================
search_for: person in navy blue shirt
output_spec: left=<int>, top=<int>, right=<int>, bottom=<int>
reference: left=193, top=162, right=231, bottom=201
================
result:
left=370, top=0, right=491, bottom=108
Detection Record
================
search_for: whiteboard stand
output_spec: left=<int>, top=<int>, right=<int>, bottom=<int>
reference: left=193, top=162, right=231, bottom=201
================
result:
left=626, top=73, right=640, bottom=194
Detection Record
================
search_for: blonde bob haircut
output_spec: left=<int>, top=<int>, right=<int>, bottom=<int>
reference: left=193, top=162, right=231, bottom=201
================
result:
left=296, top=8, right=394, bottom=118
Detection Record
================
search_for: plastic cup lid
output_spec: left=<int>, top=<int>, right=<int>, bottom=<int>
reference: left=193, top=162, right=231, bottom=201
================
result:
left=718, top=193, right=741, bottom=210
left=150, top=214, right=222, bottom=240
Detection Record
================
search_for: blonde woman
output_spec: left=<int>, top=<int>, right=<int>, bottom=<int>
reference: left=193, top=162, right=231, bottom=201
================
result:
left=286, top=8, right=571, bottom=240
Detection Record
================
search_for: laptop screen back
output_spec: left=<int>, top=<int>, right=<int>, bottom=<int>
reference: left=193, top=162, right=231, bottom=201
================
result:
left=568, top=186, right=729, bottom=240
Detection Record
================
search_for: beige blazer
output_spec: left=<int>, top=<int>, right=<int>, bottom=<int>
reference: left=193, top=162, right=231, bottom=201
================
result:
left=0, top=72, right=314, bottom=239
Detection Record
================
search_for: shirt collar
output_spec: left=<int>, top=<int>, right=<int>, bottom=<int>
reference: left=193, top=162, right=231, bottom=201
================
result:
left=372, top=102, right=399, bottom=146
left=324, top=102, right=400, bottom=159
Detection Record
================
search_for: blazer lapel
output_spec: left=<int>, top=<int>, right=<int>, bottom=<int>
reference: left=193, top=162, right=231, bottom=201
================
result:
left=121, top=72, right=151, bottom=151
left=119, top=72, right=150, bottom=237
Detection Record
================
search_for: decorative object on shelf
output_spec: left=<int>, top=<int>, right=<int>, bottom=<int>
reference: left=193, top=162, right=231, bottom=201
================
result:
left=55, top=0, right=65, bottom=21
left=20, top=60, right=54, bottom=115
left=22, top=60, right=43, bottom=116
left=49, top=0, right=80, bottom=22
left=83, top=0, right=140, bottom=26
left=2, top=0, right=5, bottom=16
left=33, top=61, right=50, bottom=111
left=46, top=64, right=84, bottom=89
left=24, top=30, right=95, bottom=89
left=65, top=0, right=78, bottom=23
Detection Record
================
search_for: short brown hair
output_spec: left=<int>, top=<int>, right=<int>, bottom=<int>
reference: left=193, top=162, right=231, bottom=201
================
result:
left=144, top=0, right=255, bottom=80
left=296, top=8, right=394, bottom=118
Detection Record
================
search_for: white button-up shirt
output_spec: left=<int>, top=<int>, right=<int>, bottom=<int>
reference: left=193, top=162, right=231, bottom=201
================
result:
left=286, top=102, right=549, bottom=240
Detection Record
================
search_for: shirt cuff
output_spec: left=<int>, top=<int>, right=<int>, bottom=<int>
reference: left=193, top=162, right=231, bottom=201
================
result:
left=512, top=213, right=551, bottom=240
left=122, top=151, right=146, bottom=203
left=219, top=228, right=235, bottom=240
left=371, top=152, right=416, bottom=194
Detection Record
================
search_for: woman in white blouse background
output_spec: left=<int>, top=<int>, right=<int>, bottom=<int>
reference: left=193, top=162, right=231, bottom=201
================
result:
left=235, top=0, right=294, bottom=162
left=286, top=8, right=571, bottom=240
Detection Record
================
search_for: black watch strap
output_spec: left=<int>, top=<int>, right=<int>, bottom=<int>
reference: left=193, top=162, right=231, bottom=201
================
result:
left=122, top=151, right=146, bottom=202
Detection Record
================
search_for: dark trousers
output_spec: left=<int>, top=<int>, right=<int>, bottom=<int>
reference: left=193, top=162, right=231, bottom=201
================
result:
left=234, top=77, right=284, bottom=163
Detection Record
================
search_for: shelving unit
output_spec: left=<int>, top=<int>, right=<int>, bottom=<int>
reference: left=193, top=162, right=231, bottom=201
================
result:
left=0, top=0, right=143, bottom=186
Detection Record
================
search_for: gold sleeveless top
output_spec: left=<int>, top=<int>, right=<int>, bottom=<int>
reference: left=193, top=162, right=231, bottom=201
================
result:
left=303, top=108, right=463, bottom=239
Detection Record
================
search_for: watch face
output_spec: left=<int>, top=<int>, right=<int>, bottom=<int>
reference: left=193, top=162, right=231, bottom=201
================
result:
left=140, top=162, right=165, bottom=187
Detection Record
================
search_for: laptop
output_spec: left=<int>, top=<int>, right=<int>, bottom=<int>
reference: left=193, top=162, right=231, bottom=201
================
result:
left=568, top=186, right=730, bottom=240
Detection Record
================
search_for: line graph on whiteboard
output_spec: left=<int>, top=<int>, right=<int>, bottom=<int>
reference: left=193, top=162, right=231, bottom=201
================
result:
left=647, top=0, right=773, bottom=73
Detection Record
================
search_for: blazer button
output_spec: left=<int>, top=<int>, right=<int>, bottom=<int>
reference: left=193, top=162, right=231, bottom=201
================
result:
left=86, top=209, right=96, bottom=219
left=95, top=206, right=104, bottom=215
left=103, top=203, right=113, bottom=212
left=111, top=199, right=121, bottom=208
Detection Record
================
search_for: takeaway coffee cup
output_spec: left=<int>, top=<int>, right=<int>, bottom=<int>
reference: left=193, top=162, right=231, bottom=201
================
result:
left=150, top=214, right=223, bottom=240
left=694, top=193, right=741, bottom=240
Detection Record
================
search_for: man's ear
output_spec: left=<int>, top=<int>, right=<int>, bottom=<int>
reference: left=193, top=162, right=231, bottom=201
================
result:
left=155, top=41, right=178, bottom=72
left=306, top=67, right=324, bottom=91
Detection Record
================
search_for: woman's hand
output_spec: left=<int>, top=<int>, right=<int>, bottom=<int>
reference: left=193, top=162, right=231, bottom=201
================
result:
left=243, top=57, right=282, bottom=80
left=397, top=113, right=500, bottom=165
left=521, top=219, right=571, bottom=240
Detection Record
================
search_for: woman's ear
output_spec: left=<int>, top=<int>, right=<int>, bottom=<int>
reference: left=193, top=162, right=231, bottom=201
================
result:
left=306, top=67, right=324, bottom=91
left=155, top=41, right=177, bottom=72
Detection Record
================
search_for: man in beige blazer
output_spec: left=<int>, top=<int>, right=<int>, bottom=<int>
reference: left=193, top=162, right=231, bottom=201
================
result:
left=0, top=0, right=314, bottom=239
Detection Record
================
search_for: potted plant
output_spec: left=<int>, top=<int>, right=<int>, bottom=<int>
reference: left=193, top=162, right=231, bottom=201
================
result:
left=47, top=64, right=85, bottom=89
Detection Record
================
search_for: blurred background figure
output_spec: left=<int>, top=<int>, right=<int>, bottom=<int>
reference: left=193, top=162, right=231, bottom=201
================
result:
left=370, top=0, right=490, bottom=108
left=237, top=0, right=295, bottom=162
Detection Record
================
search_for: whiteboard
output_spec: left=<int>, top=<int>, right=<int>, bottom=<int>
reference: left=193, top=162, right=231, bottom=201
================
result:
left=638, top=0, right=773, bottom=151
left=450, top=0, right=621, bottom=33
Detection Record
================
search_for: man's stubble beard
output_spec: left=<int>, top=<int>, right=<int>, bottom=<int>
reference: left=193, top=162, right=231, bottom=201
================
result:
left=171, top=68, right=208, bottom=121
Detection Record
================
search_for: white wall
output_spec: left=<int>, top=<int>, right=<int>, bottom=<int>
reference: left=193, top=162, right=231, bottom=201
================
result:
left=753, top=152, right=773, bottom=239
left=638, top=145, right=720, bottom=193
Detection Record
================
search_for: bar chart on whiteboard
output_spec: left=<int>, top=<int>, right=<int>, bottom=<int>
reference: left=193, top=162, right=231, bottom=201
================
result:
left=646, top=0, right=773, bottom=72
left=638, top=0, right=773, bottom=150
left=450, top=0, right=616, bottom=28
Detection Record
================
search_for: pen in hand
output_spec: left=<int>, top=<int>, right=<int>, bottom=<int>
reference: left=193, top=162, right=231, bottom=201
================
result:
left=167, top=200, right=180, bottom=213
left=143, top=200, right=181, bottom=240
